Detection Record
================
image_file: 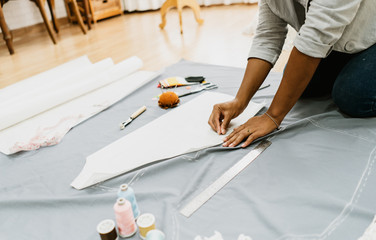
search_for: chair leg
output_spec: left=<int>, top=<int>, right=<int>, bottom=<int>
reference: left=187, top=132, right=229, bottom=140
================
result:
left=88, top=0, right=97, bottom=23
left=71, top=0, right=87, bottom=34
left=0, top=4, right=14, bottom=54
left=82, top=0, right=92, bottom=30
left=47, top=0, right=59, bottom=33
left=159, top=0, right=176, bottom=30
left=33, top=0, right=57, bottom=44
left=181, top=0, right=203, bottom=25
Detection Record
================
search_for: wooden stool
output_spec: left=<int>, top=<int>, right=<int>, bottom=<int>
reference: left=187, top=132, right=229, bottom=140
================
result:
left=0, top=3, right=14, bottom=54
left=159, top=0, right=204, bottom=34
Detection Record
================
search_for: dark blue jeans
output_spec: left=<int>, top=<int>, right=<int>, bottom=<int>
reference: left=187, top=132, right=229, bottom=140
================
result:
left=301, top=43, right=376, bottom=117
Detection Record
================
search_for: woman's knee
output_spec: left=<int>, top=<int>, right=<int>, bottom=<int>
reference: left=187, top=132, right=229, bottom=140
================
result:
left=332, top=87, right=376, bottom=117
left=332, top=44, right=376, bottom=117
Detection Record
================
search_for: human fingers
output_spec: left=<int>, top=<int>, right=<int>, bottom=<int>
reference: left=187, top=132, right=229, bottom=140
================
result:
left=220, top=114, right=232, bottom=135
left=223, top=124, right=243, bottom=142
left=223, top=127, right=254, bottom=147
left=241, top=131, right=261, bottom=148
left=208, top=105, right=222, bottom=134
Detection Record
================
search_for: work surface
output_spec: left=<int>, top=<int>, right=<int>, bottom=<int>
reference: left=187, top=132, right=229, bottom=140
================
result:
left=1, top=60, right=376, bottom=240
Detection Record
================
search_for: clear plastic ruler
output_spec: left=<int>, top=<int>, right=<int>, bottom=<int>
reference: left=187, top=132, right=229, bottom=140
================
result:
left=180, top=139, right=272, bottom=218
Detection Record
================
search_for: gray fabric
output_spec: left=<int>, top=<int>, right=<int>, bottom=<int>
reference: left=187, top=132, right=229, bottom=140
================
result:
left=1, top=60, right=375, bottom=240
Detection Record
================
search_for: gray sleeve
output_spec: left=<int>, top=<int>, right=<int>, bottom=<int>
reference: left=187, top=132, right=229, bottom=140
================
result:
left=248, top=0, right=288, bottom=66
left=294, top=0, right=362, bottom=58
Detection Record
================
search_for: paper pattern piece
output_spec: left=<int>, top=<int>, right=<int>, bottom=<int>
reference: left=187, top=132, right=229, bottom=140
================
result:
left=358, top=215, right=376, bottom=240
left=0, top=56, right=158, bottom=155
left=71, top=92, right=264, bottom=189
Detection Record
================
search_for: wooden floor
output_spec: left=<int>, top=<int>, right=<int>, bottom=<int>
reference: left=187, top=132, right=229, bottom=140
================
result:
left=0, top=4, right=289, bottom=89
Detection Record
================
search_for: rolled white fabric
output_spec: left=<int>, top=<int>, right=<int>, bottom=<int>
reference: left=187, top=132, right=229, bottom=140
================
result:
left=0, top=56, right=143, bottom=131
left=0, top=56, right=92, bottom=104
left=0, top=58, right=113, bottom=109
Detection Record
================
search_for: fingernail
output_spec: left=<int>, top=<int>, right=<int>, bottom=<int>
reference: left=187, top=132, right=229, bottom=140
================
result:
left=229, top=143, right=234, bottom=147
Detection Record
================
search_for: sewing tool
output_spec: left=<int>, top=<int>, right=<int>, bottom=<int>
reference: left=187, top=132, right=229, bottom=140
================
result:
left=159, top=76, right=205, bottom=88
left=113, top=198, right=137, bottom=238
left=158, top=92, right=180, bottom=109
left=137, top=213, right=156, bottom=239
left=177, top=83, right=218, bottom=97
left=97, top=219, right=118, bottom=240
left=180, top=139, right=272, bottom=217
left=120, top=106, right=147, bottom=130
left=146, top=229, right=166, bottom=240
left=117, top=184, right=140, bottom=219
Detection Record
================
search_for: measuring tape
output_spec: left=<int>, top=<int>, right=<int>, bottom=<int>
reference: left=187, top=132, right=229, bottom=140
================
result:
left=180, top=139, right=272, bottom=218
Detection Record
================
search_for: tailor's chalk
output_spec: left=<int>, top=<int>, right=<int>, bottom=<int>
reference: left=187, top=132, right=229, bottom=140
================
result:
left=185, top=76, right=205, bottom=83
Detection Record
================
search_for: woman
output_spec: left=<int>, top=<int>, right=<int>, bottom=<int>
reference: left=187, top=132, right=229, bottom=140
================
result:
left=208, top=0, right=376, bottom=148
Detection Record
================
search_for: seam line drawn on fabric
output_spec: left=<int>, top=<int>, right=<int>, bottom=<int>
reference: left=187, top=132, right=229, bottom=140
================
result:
left=308, top=118, right=376, bottom=144
left=274, top=122, right=376, bottom=240
left=319, top=145, right=376, bottom=239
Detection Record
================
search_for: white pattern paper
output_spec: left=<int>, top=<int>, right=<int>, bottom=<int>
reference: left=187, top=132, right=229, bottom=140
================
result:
left=71, top=92, right=264, bottom=189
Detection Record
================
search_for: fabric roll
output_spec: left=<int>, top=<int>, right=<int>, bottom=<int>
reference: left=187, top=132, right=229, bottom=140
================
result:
left=0, top=56, right=143, bottom=131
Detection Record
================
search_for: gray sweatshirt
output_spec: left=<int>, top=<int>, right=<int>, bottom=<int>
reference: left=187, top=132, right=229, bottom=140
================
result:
left=249, top=0, right=376, bottom=65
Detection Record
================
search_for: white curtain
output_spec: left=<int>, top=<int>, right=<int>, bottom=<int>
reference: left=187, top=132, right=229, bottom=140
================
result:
left=123, top=0, right=258, bottom=12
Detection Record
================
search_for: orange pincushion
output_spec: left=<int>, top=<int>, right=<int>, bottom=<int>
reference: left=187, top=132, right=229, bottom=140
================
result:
left=158, top=91, right=180, bottom=109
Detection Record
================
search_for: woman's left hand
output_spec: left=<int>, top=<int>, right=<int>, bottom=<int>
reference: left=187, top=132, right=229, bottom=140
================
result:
left=222, top=114, right=278, bottom=148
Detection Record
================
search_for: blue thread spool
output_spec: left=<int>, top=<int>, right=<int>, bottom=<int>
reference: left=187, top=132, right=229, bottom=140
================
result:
left=117, top=184, right=140, bottom=219
left=146, top=229, right=165, bottom=240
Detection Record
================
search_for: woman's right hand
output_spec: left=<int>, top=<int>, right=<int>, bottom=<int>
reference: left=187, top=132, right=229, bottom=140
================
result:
left=208, top=99, right=246, bottom=135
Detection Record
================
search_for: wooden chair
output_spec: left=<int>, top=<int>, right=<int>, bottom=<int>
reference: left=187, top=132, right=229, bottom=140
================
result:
left=1, top=0, right=88, bottom=55
left=31, top=0, right=59, bottom=44
left=30, top=0, right=88, bottom=40
left=0, top=0, right=14, bottom=54
left=64, top=0, right=91, bottom=31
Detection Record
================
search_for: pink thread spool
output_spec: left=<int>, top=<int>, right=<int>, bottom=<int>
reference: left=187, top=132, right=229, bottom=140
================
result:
left=113, top=197, right=137, bottom=238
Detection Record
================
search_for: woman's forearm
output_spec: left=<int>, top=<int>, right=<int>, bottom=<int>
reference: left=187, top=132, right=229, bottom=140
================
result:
left=267, top=47, right=322, bottom=124
left=235, top=58, right=273, bottom=109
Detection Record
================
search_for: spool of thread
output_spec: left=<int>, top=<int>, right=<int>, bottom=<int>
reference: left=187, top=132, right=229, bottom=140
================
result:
left=113, top=197, right=137, bottom=238
left=136, top=213, right=156, bottom=239
left=117, top=184, right=140, bottom=219
left=97, top=219, right=118, bottom=240
left=146, top=229, right=166, bottom=240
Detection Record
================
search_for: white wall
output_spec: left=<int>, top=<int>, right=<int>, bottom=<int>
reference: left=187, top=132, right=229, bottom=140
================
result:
left=1, top=0, right=257, bottom=31
left=2, top=0, right=67, bottom=30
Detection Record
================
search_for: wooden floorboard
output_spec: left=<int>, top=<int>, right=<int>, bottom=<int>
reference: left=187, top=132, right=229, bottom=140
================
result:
left=0, top=4, right=289, bottom=89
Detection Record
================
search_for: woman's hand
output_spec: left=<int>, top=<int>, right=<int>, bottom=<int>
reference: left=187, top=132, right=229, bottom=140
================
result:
left=208, top=99, right=246, bottom=135
left=222, top=113, right=278, bottom=148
